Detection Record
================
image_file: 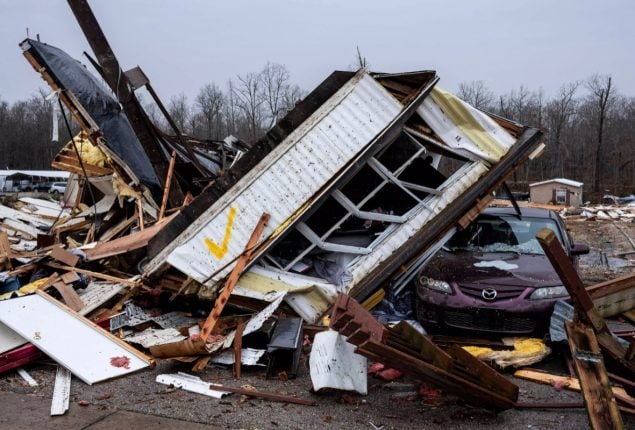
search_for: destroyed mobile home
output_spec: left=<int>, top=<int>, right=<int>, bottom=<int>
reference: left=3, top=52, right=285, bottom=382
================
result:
left=1, top=4, right=634, bottom=429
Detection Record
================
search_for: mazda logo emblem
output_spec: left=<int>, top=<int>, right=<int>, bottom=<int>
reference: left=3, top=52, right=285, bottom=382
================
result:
left=481, top=288, right=497, bottom=300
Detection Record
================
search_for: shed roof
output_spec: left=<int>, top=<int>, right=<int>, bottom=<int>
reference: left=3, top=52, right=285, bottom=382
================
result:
left=529, top=178, right=583, bottom=188
left=1, top=170, right=70, bottom=179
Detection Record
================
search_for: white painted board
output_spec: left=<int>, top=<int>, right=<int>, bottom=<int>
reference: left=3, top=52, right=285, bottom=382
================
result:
left=0, top=292, right=151, bottom=384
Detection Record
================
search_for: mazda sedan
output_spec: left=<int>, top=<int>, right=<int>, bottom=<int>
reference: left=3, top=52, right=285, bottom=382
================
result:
left=416, top=207, right=589, bottom=335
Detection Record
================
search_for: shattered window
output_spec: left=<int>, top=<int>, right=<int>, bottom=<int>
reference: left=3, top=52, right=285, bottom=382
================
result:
left=447, top=215, right=563, bottom=255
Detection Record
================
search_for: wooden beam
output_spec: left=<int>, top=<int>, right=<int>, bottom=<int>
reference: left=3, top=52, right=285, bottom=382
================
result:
left=514, top=369, right=635, bottom=405
left=565, top=321, right=624, bottom=430
left=158, top=150, right=176, bottom=221
left=199, top=213, right=270, bottom=343
left=43, top=262, right=139, bottom=287
left=0, top=231, right=13, bottom=270
left=208, top=384, right=315, bottom=406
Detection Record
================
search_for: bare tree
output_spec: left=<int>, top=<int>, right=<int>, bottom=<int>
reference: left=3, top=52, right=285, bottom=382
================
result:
left=223, top=80, right=240, bottom=137
left=260, top=62, right=291, bottom=127
left=282, top=84, right=305, bottom=114
left=168, top=93, right=190, bottom=134
left=232, top=72, right=265, bottom=142
left=586, top=74, right=615, bottom=192
left=196, top=83, right=224, bottom=140
left=546, top=82, right=580, bottom=176
left=457, top=80, right=494, bottom=110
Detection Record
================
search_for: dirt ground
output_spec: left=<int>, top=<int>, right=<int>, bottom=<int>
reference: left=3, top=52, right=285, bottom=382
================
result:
left=1, top=218, right=634, bottom=429
left=566, top=218, right=635, bottom=283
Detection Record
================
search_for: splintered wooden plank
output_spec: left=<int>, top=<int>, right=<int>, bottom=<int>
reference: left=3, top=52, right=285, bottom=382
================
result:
left=514, top=369, right=635, bottom=405
left=565, top=321, right=624, bottom=430
left=0, top=291, right=152, bottom=384
left=199, top=213, right=270, bottom=342
left=587, top=273, right=635, bottom=318
left=0, top=231, right=12, bottom=269
left=51, top=282, right=85, bottom=312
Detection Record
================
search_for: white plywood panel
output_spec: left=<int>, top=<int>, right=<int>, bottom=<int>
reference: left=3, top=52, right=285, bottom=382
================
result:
left=0, top=292, right=151, bottom=384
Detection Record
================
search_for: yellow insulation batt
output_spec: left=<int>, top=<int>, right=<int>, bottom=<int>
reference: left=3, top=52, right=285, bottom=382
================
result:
left=463, top=337, right=551, bottom=368
left=72, top=132, right=108, bottom=167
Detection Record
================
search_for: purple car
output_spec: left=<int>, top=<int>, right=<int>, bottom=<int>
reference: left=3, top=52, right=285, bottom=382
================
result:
left=416, top=207, right=589, bottom=335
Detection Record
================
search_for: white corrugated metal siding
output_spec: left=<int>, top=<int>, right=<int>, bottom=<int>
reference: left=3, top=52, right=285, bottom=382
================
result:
left=149, top=72, right=403, bottom=285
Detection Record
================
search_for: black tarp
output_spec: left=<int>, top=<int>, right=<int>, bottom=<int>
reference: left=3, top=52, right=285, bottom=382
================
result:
left=21, top=39, right=160, bottom=189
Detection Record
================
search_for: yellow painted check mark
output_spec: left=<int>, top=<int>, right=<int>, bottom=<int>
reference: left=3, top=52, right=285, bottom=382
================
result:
left=204, top=206, right=237, bottom=259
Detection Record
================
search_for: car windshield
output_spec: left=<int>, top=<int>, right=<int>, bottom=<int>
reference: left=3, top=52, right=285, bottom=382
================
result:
left=447, top=215, right=563, bottom=255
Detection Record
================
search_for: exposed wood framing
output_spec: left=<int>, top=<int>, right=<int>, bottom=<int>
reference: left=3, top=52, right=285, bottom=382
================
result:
left=565, top=321, right=624, bottom=430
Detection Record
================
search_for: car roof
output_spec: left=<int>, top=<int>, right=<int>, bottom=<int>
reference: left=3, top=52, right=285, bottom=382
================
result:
left=482, top=206, right=558, bottom=220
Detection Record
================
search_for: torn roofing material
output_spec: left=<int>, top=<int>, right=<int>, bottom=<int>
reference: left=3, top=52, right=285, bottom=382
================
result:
left=20, top=39, right=161, bottom=190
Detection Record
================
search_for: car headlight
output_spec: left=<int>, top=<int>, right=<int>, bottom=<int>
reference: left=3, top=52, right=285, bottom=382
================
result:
left=529, top=286, right=568, bottom=300
left=419, top=276, right=453, bottom=294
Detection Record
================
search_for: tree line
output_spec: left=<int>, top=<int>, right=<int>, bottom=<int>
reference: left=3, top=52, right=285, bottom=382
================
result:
left=149, top=62, right=305, bottom=143
left=1, top=66, right=633, bottom=201
left=458, top=75, right=635, bottom=199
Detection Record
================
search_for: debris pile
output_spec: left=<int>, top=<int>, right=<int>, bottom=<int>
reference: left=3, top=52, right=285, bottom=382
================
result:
left=2, top=1, right=634, bottom=428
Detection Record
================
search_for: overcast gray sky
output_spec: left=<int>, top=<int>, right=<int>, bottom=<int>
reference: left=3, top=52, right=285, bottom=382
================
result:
left=1, top=0, right=634, bottom=103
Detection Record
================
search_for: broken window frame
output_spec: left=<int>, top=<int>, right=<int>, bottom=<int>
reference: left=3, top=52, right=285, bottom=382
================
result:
left=262, top=129, right=473, bottom=274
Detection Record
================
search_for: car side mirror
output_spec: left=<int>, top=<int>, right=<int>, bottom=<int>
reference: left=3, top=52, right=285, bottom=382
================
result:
left=570, top=243, right=590, bottom=256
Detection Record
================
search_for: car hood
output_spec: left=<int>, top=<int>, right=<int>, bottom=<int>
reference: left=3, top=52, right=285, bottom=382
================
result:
left=423, top=250, right=562, bottom=288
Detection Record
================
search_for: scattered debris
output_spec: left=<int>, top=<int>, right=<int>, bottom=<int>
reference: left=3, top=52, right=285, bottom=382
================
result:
left=329, top=294, right=519, bottom=410
left=3, top=2, right=635, bottom=428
